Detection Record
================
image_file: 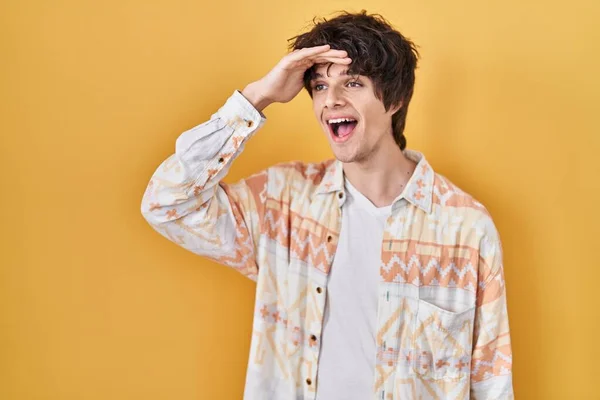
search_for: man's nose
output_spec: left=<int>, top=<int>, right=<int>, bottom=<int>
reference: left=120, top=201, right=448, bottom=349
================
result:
left=325, top=86, right=346, bottom=108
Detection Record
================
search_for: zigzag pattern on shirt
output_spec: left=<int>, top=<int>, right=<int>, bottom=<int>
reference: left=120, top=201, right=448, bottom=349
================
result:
left=262, top=205, right=338, bottom=274
left=290, top=228, right=336, bottom=274
left=380, top=240, right=479, bottom=290
left=263, top=208, right=291, bottom=245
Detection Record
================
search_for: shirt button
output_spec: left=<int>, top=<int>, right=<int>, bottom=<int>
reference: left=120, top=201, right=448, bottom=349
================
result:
left=326, top=235, right=333, bottom=243
left=247, top=120, right=253, bottom=127
left=338, top=192, right=344, bottom=199
left=310, top=334, right=317, bottom=341
left=306, top=378, right=312, bottom=385
left=218, top=157, right=224, bottom=163
left=316, top=287, right=322, bottom=294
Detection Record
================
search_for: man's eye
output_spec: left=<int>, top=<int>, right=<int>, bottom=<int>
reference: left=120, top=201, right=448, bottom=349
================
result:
left=347, top=81, right=362, bottom=88
left=314, top=84, right=326, bottom=91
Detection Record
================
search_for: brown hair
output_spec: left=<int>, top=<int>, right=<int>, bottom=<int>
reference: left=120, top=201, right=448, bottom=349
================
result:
left=289, top=10, right=420, bottom=150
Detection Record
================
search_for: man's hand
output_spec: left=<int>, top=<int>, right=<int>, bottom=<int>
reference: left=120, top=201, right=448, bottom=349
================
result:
left=242, top=44, right=351, bottom=112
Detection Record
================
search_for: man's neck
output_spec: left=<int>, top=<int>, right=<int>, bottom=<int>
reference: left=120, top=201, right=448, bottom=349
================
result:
left=342, top=143, right=417, bottom=208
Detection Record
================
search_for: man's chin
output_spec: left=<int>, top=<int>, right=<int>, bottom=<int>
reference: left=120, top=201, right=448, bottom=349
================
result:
left=329, top=140, right=366, bottom=163
left=332, top=146, right=374, bottom=164
left=331, top=151, right=356, bottom=164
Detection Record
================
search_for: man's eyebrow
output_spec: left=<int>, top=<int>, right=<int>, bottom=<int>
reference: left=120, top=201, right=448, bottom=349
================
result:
left=310, top=69, right=350, bottom=80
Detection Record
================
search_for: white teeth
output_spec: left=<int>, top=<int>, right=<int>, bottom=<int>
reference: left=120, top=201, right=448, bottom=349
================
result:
left=328, top=117, right=356, bottom=124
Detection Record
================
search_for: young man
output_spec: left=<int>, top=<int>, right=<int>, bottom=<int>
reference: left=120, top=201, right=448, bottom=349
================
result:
left=141, top=11, right=513, bottom=400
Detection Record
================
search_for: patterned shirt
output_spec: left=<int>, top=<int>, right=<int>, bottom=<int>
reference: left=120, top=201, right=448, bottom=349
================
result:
left=141, top=90, right=514, bottom=399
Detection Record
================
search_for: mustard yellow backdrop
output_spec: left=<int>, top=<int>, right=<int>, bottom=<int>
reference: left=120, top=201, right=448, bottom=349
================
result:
left=1, top=0, right=599, bottom=399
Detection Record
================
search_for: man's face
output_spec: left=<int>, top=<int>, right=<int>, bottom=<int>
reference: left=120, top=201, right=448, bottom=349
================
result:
left=310, top=63, right=399, bottom=164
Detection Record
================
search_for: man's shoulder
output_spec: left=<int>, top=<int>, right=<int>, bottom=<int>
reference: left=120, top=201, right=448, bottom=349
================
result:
left=430, top=171, right=499, bottom=238
left=266, top=159, right=335, bottom=183
left=431, top=172, right=489, bottom=212
left=258, top=159, right=336, bottom=198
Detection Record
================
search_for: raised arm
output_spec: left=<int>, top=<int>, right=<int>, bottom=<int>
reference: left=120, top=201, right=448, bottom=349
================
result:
left=140, top=45, right=351, bottom=280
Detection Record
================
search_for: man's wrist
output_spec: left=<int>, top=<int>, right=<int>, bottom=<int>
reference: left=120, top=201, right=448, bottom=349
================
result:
left=241, top=82, right=272, bottom=112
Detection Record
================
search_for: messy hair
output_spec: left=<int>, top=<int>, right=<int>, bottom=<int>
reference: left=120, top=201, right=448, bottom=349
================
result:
left=289, top=10, right=419, bottom=150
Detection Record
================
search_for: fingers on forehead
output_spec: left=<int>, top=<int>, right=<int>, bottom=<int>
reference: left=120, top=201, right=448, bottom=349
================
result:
left=297, top=44, right=330, bottom=56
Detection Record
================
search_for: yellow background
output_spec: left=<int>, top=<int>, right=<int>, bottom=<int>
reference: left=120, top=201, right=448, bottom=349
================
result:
left=1, top=0, right=599, bottom=399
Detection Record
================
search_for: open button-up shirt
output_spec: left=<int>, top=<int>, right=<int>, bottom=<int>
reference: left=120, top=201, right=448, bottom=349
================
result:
left=141, top=90, right=514, bottom=399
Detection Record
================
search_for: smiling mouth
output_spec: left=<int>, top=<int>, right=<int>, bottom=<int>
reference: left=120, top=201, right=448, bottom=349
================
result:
left=328, top=118, right=358, bottom=140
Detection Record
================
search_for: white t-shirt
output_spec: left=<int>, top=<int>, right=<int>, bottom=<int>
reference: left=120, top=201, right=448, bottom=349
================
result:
left=315, top=178, right=394, bottom=400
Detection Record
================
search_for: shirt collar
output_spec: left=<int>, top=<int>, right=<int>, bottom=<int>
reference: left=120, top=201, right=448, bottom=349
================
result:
left=314, top=149, right=435, bottom=214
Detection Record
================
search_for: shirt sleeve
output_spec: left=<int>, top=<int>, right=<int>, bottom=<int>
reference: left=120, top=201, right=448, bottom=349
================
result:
left=470, top=222, right=514, bottom=399
left=140, top=90, right=268, bottom=281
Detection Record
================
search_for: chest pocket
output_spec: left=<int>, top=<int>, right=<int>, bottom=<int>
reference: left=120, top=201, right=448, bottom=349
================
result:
left=412, top=299, right=475, bottom=380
